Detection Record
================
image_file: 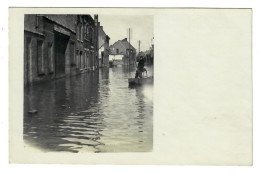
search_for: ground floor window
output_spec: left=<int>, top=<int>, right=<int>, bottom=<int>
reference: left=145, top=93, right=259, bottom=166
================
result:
left=76, top=50, right=79, bottom=69
left=70, top=42, right=75, bottom=66
left=48, top=42, right=53, bottom=73
left=37, top=40, right=44, bottom=75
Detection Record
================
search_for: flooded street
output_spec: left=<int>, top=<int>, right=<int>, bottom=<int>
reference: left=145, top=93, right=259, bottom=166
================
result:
left=24, top=66, right=153, bottom=153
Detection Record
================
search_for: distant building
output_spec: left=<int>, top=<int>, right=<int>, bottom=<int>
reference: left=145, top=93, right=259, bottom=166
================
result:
left=150, top=44, right=154, bottom=64
left=136, top=51, right=145, bottom=60
left=136, top=45, right=154, bottom=65
left=24, top=14, right=99, bottom=85
left=98, top=25, right=110, bottom=67
left=109, top=38, right=136, bottom=66
left=75, top=15, right=99, bottom=72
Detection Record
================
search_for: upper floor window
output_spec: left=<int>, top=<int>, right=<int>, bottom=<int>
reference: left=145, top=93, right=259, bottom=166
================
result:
left=77, top=25, right=80, bottom=40
left=81, top=25, right=83, bottom=41
left=89, top=28, right=93, bottom=43
left=84, top=25, right=87, bottom=39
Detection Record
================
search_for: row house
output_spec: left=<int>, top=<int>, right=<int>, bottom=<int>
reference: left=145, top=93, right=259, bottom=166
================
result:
left=24, top=14, right=99, bottom=85
left=137, top=44, right=154, bottom=65
left=75, top=15, right=99, bottom=73
left=98, top=25, right=110, bottom=67
left=109, top=38, right=136, bottom=66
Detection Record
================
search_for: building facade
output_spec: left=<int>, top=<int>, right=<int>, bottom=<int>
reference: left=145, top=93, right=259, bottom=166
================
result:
left=24, top=14, right=99, bottom=85
left=140, top=44, right=154, bottom=65
left=98, top=26, right=110, bottom=67
left=109, top=38, right=136, bottom=66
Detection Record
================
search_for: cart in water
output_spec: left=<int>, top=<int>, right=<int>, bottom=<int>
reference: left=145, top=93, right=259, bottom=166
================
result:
left=128, top=69, right=153, bottom=86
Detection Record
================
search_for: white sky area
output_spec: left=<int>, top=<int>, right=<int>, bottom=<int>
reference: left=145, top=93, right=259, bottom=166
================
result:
left=98, top=15, right=154, bottom=52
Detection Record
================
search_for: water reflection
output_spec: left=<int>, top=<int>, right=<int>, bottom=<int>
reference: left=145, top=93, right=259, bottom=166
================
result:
left=24, top=66, right=153, bottom=152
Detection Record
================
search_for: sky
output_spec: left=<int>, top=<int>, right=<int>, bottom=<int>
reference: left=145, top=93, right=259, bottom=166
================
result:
left=98, top=15, right=154, bottom=52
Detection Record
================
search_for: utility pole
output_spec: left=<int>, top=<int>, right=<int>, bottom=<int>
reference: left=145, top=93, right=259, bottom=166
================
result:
left=129, top=28, right=130, bottom=66
left=138, top=40, right=140, bottom=54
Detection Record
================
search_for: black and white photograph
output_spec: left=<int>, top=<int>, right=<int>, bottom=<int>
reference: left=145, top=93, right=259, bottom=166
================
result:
left=23, top=14, right=154, bottom=153
left=8, top=7, right=253, bottom=166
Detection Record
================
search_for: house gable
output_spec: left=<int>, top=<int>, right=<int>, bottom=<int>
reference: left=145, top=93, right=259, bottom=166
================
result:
left=110, top=41, right=127, bottom=55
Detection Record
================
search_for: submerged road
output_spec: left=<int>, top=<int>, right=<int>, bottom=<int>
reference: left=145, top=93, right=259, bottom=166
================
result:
left=24, top=65, right=153, bottom=153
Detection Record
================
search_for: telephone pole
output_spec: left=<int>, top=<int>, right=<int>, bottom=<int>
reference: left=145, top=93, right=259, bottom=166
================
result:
left=138, top=40, right=140, bottom=54
left=129, top=28, right=130, bottom=66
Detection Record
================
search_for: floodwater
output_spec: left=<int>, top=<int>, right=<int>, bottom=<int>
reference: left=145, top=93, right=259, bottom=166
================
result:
left=24, top=65, right=153, bottom=153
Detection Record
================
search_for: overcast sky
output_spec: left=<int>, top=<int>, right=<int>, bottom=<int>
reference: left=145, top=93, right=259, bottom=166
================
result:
left=98, top=15, right=153, bottom=52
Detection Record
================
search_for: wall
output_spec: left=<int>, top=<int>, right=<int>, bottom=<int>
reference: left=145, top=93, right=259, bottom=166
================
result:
left=111, top=41, right=127, bottom=55
left=24, top=15, right=56, bottom=84
left=108, top=55, right=124, bottom=66
left=98, top=26, right=110, bottom=67
left=24, top=15, right=82, bottom=85
left=44, top=15, right=76, bottom=32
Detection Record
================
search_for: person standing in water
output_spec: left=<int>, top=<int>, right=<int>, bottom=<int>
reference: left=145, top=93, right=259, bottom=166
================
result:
left=135, top=56, right=146, bottom=78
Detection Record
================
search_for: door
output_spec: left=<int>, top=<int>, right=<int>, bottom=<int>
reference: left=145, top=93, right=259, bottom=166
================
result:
left=54, top=32, right=69, bottom=78
left=101, top=51, right=104, bottom=66
left=25, top=37, right=32, bottom=84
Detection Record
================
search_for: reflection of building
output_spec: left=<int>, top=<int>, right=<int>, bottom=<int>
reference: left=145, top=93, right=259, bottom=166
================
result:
left=24, top=14, right=99, bottom=85
left=98, top=26, right=110, bottom=67
left=109, top=38, right=136, bottom=66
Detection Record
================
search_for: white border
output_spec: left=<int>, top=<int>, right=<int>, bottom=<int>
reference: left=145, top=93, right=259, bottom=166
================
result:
left=1, top=0, right=259, bottom=174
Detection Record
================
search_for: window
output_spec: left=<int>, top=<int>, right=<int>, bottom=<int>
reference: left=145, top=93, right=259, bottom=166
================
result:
left=77, top=25, right=79, bottom=40
left=84, top=51, right=87, bottom=68
left=37, top=40, right=44, bottom=75
left=89, top=27, right=93, bottom=43
left=86, top=52, right=89, bottom=68
left=70, top=42, right=75, bottom=65
left=90, top=28, right=92, bottom=41
left=84, top=25, right=87, bottom=39
left=79, top=51, right=82, bottom=69
left=86, top=26, right=89, bottom=40
left=92, top=28, right=95, bottom=43
left=116, top=49, right=119, bottom=54
left=35, top=15, right=39, bottom=29
left=76, top=50, right=79, bottom=69
left=48, top=42, right=53, bottom=73
left=81, top=25, right=83, bottom=41
left=78, top=25, right=81, bottom=40
left=25, top=37, right=32, bottom=83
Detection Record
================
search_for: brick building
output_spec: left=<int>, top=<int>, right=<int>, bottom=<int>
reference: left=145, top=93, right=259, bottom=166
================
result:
left=24, top=14, right=99, bottom=85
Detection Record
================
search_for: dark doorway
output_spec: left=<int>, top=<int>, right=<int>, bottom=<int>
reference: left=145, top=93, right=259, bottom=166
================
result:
left=25, top=37, right=32, bottom=85
left=54, top=32, right=69, bottom=78
left=101, top=51, right=104, bottom=66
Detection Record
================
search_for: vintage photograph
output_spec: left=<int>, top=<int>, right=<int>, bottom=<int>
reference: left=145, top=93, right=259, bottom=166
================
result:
left=23, top=14, right=154, bottom=153
left=9, top=8, right=252, bottom=165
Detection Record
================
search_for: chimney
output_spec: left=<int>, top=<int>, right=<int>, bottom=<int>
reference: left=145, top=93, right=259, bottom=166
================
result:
left=122, top=38, right=127, bottom=42
left=94, top=15, right=98, bottom=27
left=94, top=15, right=98, bottom=21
